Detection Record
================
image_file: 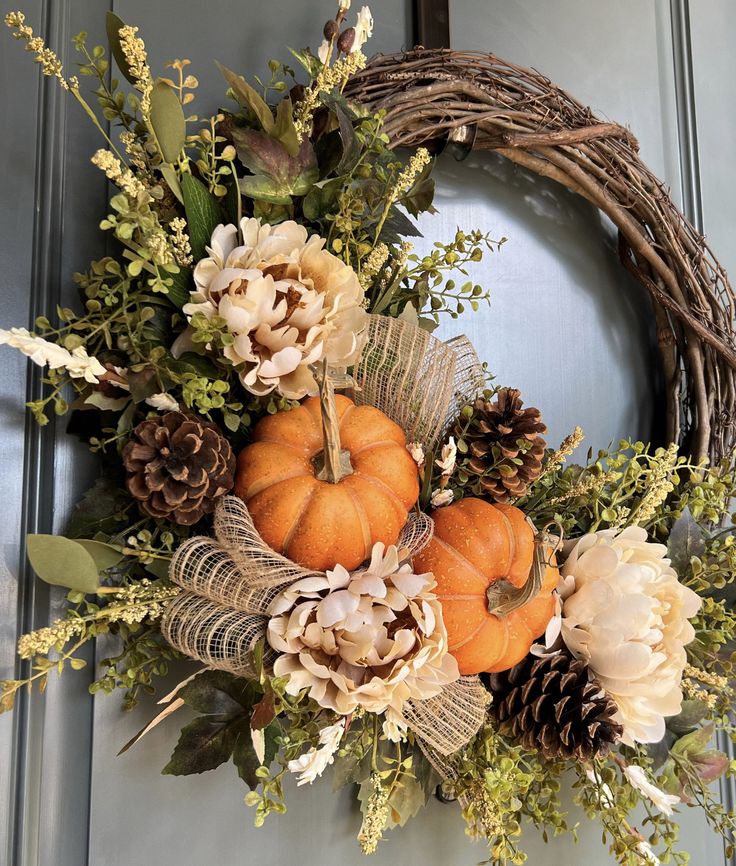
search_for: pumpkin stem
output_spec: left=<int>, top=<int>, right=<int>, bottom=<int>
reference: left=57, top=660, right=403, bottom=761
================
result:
left=314, top=359, right=354, bottom=484
left=486, top=527, right=560, bottom=618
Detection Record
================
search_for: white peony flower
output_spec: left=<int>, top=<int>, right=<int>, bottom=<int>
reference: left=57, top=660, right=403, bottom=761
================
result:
left=0, top=328, right=105, bottom=383
left=352, top=6, right=373, bottom=51
left=268, top=542, right=459, bottom=740
left=435, top=436, right=456, bottom=476
left=430, top=488, right=453, bottom=508
left=186, top=218, right=367, bottom=399
left=623, top=764, right=680, bottom=816
left=287, top=720, right=346, bottom=785
left=145, top=392, right=179, bottom=412
left=560, top=526, right=701, bottom=745
left=406, top=442, right=425, bottom=466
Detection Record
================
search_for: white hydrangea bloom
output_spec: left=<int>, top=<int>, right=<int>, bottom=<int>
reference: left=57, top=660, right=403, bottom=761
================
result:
left=561, top=526, right=701, bottom=745
left=185, top=218, right=367, bottom=399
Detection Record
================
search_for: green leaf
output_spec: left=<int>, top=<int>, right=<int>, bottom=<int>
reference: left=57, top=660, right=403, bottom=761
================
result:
left=272, top=98, right=299, bottom=157
left=178, top=669, right=255, bottom=717
left=671, top=723, right=715, bottom=759
left=75, top=539, right=124, bottom=572
left=65, top=476, right=130, bottom=539
left=232, top=128, right=318, bottom=205
left=667, top=699, right=710, bottom=735
left=127, top=366, right=158, bottom=403
left=164, top=266, right=192, bottom=308
left=181, top=174, right=222, bottom=261
left=159, top=163, right=184, bottom=204
left=667, top=507, right=706, bottom=576
left=162, top=716, right=243, bottom=776
left=232, top=723, right=260, bottom=788
left=26, top=534, right=101, bottom=593
left=105, top=12, right=136, bottom=85
left=215, top=62, right=274, bottom=134
left=149, top=79, right=187, bottom=164
left=144, top=558, right=171, bottom=580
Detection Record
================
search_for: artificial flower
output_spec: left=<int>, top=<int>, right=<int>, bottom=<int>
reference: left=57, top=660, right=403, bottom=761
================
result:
left=145, top=392, right=179, bottom=412
left=352, top=5, right=373, bottom=51
left=430, top=488, right=454, bottom=508
left=623, top=764, right=680, bottom=816
left=287, top=720, right=346, bottom=785
left=435, top=436, right=457, bottom=476
left=560, top=526, right=701, bottom=745
left=0, top=328, right=105, bottom=383
left=406, top=442, right=425, bottom=466
left=184, top=218, right=367, bottom=399
left=267, top=542, right=458, bottom=740
left=637, top=841, right=661, bottom=864
left=317, top=39, right=330, bottom=64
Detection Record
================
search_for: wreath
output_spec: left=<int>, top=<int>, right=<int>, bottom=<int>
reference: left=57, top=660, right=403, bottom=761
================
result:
left=2, top=6, right=736, bottom=865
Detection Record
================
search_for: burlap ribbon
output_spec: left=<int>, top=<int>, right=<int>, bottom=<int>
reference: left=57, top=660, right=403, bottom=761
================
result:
left=161, top=314, right=489, bottom=757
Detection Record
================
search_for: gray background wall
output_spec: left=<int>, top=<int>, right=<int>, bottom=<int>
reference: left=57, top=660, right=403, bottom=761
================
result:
left=0, top=1, right=733, bottom=864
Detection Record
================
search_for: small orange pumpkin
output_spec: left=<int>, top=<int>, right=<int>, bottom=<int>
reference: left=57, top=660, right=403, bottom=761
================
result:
left=235, top=393, right=419, bottom=571
left=413, top=497, right=558, bottom=675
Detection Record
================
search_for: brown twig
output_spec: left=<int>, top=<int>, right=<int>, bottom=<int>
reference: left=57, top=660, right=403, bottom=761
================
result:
left=346, top=48, right=736, bottom=462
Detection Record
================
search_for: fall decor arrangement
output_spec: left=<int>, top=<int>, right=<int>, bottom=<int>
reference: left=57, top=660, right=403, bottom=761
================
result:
left=3, top=5, right=736, bottom=866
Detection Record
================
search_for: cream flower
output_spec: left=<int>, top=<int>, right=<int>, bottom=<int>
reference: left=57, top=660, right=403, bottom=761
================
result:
left=430, top=488, right=454, bottom=508
left=560, top=526, right=702, bottom=745
left=145, top=392, right=179, bottom=412
left=317, top=39, right=330, bottom=64
left=406, top=442, right=425, bottom=466
left=623, top=765, right=680, bottom=816
left=0, top=328, right=105, bottom=383
left=267, top=542, right=458, bottom=740
left=435, top=436, right=456, bottom=476
left=352, top=6, right=373, bottom=51
left=287, top=719, right=346, bottom=785
left=185, top=218, right=367, bottom=399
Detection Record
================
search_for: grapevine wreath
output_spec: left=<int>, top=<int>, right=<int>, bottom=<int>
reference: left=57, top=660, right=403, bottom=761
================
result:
left=2, top=5, right=736, bottom=865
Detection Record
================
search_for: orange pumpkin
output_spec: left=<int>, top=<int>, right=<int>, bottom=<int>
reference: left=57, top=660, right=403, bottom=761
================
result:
left=235, top=394, right=419, bottom=571
left=413, top=497, right=558, bottom=675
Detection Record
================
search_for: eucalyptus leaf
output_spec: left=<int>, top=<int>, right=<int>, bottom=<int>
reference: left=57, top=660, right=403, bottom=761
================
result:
left=159, top=163, right=184, bottom=204
left=105, top=12, right=136, bottom=85
left=26, top=534, right=101, bottom=593
left=76, top=539, right=125, bottom=572
left=215, top=62, right=274, bottom=134
left=144, top=558, right=172, bottom=580
left=180, top=174, right=222, bottom=261
left=149, top=79, right=187, bottom=164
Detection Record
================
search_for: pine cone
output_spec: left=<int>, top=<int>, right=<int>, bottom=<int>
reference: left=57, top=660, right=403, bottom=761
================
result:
left=122, top=411, right=235, bottom=526
left=487, top=651, right=623, bottom=761
left=455, top=388, right=546, bottom=502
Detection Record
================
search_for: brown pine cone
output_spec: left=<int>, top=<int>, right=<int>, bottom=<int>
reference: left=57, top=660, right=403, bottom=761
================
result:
left=487, top=651, right=623, bottom=762
left=455, top=388, right=547, bottom=502
left=122, top=411, right=235, bottom=526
